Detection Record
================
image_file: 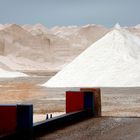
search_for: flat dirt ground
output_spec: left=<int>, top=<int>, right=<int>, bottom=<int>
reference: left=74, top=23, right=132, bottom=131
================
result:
left=0, top=74, right=140, bottom=139
left=38, top=117, right=140, bottom=140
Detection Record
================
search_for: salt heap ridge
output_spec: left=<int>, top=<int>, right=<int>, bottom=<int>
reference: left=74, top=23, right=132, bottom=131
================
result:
left=43, top=29, right=140, bottom=87
left=0, top=68, right=28, bottom=78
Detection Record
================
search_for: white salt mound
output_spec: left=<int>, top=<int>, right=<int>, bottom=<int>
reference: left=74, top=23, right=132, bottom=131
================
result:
left=114, top=23, right=121, bottom=29
left=0, top=68, right=28, bottom=78
left=134, top=24, right=140, bottom=29
left=43, top=29, right=140, bottom=87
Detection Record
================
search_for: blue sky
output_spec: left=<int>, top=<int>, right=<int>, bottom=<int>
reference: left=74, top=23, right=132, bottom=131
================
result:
left=0, top=0, right=140, bottom=27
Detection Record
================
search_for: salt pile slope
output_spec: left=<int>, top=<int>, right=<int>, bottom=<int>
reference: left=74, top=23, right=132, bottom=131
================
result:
left=0, top=68, right=28, bottom=78
left=43, top=29, right=140, bottom=87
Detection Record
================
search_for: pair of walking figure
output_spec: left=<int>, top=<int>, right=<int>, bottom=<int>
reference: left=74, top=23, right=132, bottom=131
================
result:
left=46, top=114, right=52, bottom=119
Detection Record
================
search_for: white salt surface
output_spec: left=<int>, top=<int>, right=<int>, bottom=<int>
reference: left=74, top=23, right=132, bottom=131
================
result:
left=43, top=29, right=140, bottom=87
left=0, top=68, right=28, bottom=78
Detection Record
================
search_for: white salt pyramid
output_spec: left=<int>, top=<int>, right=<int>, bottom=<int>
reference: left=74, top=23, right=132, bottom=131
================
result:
left=43, top=29, right=140, bottom=87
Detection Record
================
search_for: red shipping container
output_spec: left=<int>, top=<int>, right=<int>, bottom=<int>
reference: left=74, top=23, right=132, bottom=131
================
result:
left=66, top=91, right=84, bottom=113
left=0, top=105, right=17, bottom=136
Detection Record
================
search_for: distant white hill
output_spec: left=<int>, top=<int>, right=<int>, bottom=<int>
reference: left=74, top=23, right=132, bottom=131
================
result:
left=0, top=23, right=109, bottom=71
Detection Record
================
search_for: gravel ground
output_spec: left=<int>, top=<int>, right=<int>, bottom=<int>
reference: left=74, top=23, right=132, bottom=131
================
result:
left=37, top=117, right=140, bottom=140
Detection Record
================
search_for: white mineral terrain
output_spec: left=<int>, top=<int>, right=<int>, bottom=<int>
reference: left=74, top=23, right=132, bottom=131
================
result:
left=0, top=23, right=109, bottom=72
left=0, top=24, right=140, bottom=140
